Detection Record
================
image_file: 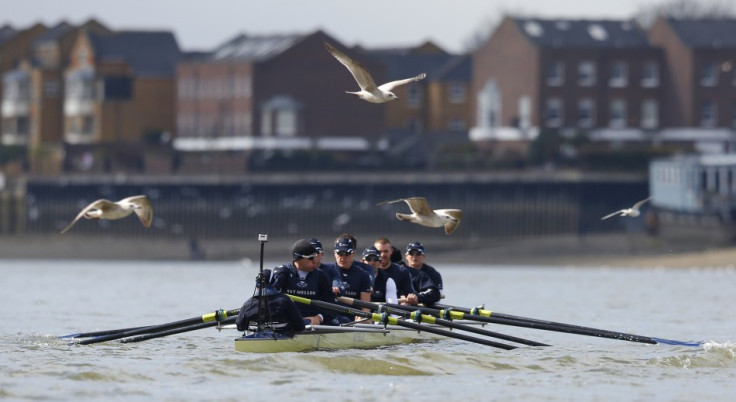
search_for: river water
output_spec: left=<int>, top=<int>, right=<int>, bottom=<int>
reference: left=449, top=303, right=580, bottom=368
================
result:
left=1, top=259, right=734, bottom=401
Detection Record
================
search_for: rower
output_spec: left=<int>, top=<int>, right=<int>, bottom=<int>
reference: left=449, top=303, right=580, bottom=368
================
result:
left=404, top=241, right=442, bottom=306
left=322, top=236, right=372, bottom=324
left=235, top=269, right=305, bottom=336
left=374, top=237, right=418, bottom=305
left=363, top=246, right=398, bottom=304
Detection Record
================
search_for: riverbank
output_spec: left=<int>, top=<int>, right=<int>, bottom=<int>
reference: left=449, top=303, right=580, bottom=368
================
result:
left=1, top=233, right=735, bottom=268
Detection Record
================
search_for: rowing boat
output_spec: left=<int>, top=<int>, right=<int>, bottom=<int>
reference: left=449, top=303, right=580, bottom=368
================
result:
left=233, top=323, right=445, bottom=353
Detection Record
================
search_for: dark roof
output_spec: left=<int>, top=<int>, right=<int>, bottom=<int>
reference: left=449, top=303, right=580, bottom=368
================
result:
left=88, top=31, right=181, bottom=76
left=666, top=18, right=736, bottom=48
left=366, top=51, right=459, bottom=81
left=180, top=50, right=211, bottom=62
left=33, top=21, right=74, bottom=46
left=431, top=55, right=472, bottom=82
left=513, top=18, right=651, bottom=48
left=0, top=25, right=18, bottom=46
left=209, top=33, right=304, bottom=61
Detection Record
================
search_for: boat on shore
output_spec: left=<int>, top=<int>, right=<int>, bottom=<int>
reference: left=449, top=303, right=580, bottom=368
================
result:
left=231, top=323, right=447, bottom=353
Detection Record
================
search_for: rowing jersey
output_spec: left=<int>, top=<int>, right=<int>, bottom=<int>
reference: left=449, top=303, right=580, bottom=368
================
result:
left=406, top=265, right=441, bottom=305
left=273, top=263, right=337, bottom=324
left=371, top=268, right=398, bottom=304
left=380, top=262, right=416, bottom=298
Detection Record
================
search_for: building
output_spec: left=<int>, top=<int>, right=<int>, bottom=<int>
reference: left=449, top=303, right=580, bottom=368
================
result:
left=174, top=30, right=385, bottom=172
left=63, top=29, right=181, bottom=172
left=470, top=17, right=664, bottom=155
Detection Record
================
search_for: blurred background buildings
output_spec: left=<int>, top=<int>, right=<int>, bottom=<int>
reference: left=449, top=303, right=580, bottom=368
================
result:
left=1, top=1, right=736, bottom=256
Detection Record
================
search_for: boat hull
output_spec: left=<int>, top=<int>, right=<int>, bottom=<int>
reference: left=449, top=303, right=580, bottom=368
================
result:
left=234, top=324, right=443, bottom=353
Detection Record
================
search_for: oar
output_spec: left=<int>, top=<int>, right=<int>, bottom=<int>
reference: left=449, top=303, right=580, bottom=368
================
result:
left=401, top=303, right=701, bottom=346
left=120, top=317, right=236, bottom=343
left=72, top=308, right=239, bottom=345
left=337, top=296, right=548, bottom=347
left=287, top=294, right=517, bottom=350
left=60, top=325, right=152, bottom=339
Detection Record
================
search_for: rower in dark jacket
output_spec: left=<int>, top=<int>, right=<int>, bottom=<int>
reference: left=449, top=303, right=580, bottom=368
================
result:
left=273, top=239, right=339, bottom=325
left=235, top=269, right=306, bottom=335
left=404, top=241, right=442, bottom=306
left=374, top=237, right=418, bottom=304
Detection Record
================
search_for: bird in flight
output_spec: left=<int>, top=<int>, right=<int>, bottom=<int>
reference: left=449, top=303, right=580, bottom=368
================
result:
left=61, top=195, right=153, bottom=234
left=325, top=41, right=426, bottom=103
left=601, top=197, right=652, bottom=220
left=377, top=197, right=462, bottom=235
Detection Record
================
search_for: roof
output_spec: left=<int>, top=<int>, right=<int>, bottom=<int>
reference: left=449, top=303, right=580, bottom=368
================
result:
left=431, top=55, right=472, bottom=82
left=513, top=18, right=651, bottom=48
left=0, top=25, right=18, bottom=46
left=88, top=31, right=181, bottom=76
left=366, top=51, right=460, bottom=81
left=33, top=21, right=74, bottom=46
left=666, top=18, right=736, bottom=48
left=210, top=33, right=304, bottom=62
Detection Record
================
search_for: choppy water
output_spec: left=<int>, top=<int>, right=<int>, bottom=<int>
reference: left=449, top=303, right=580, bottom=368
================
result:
left=1, top=259, right=734, bottom=401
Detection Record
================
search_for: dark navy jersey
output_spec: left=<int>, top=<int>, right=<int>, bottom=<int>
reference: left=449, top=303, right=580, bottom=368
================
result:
left=421, top=263, right=443, bottom=294
left=353, top=260, right=376, bottom=283
left=406, top=265, right=441, bottom=305
left=317, top=262, right=341, bottom=288
left=236, top=294, right=306, bottom=335
left=273, top=263, right=337, bottom=323
left=324, top=262, right=372, bottom=299
left=382, top=262, right=416, bottom=297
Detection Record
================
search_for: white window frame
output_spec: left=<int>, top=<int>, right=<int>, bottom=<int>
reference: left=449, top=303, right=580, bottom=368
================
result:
left=578, top=60, right=596, bottom=86
left=609, top=62, right=628, bottom=87
left=546, top=61, right=564, bottom=86
left=642, top=61, right=660, bottom=88
left=701, top=62, right=718, bottom=87
left=641, top=99, right=659, bottom=129
left=577, top=98, right=595, bottom=128
left=545, top=98, right=563, bottom=128
left=609, top=99, right=627, bottom=128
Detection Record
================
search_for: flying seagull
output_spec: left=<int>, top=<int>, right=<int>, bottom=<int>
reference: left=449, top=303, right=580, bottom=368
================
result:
left=61, top=195, right=153, bottom=234
left=601, top=197, right=652, bottom=220
left=324, top=41, right=426, bottom=103
left=377, top=197, right=462, bottom=235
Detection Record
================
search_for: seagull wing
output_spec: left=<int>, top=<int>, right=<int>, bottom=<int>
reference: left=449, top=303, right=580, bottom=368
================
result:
left=601, top=209, right=625, bottom=220
left=60, top=199, right=112, bottom=234
left=378, top=73, right=427, bottom=92
left=439, top=209, right=463, bottom=235
left=632, top=196, right=652, bottom=210
left=377, top=198, right=407, bottom=206
left=324, top=42, right=378, bottom=92
left=402, top=197, right=433, bottom=216
left=121, top=195, right=153, bottom=227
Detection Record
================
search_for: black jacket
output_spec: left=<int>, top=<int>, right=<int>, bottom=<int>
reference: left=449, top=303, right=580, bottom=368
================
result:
left=236, top=293, right=306, bottom=334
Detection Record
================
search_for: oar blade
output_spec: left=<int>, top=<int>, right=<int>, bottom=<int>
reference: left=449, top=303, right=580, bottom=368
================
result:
left=651, top=337, right=703, bottom=347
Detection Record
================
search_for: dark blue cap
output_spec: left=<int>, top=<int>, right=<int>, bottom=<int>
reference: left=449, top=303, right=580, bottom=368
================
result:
left=334, top=236, right=355, bottom=253
left=362, top=246, right=380, bottom=259
left=309, top=238, right=323, bottom=252
left=406, top=241, right=425, bottom=255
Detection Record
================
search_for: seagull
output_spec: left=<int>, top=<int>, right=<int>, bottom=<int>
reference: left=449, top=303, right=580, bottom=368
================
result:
left=61, top=195, right=153, bottom=234
left=324, top=41, right=426, bottom=103
left=601, top=197, right=652, bottom=220
left=377, top=197, right=462, bottom=235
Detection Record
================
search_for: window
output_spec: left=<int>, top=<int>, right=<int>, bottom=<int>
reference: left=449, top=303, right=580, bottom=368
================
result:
left=44, top=80, right=59, bottom=97
left=642, top=62, right=659, bottom=87
left=577, top=98, right=595, bottom=128
left=545, top=98, right=563, bottom=128
left=700, top=99, right=717, bottom=127
left=609, top=99, right=627, bottom=128
left=578, top=61, right=596, bottom=86
left=275, top=110, right=297, bottom=136
left=609, top=62, right=628, bottom=87
left=406, top=84, right=422, bottom=108
left=641, top=99, right=659, bottom=129
left=546, top=61, right=564, bottom=86
left=449, top=83, right=466, bottom=103
left=701, top=62, right=718, bottom=86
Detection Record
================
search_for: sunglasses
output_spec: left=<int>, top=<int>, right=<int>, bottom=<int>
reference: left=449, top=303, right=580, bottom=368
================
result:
left=296, top=253, right=318, bottom=261
left=335, top=250, right=353, bottom=257
left=364, top=256, right=380, bottom=262
left=407, top=250, right=423, bottom=256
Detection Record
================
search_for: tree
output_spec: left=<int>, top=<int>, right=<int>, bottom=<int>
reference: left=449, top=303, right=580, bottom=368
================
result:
left=634, top=0, right=736, bottom=28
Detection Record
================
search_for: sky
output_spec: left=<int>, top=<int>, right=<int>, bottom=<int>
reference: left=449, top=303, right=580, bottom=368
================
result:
left=4, top=0, right=656, bottom=53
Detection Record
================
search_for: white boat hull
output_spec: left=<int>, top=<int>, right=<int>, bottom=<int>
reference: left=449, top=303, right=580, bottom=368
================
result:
left=234, top=323, right=444, bottom=353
